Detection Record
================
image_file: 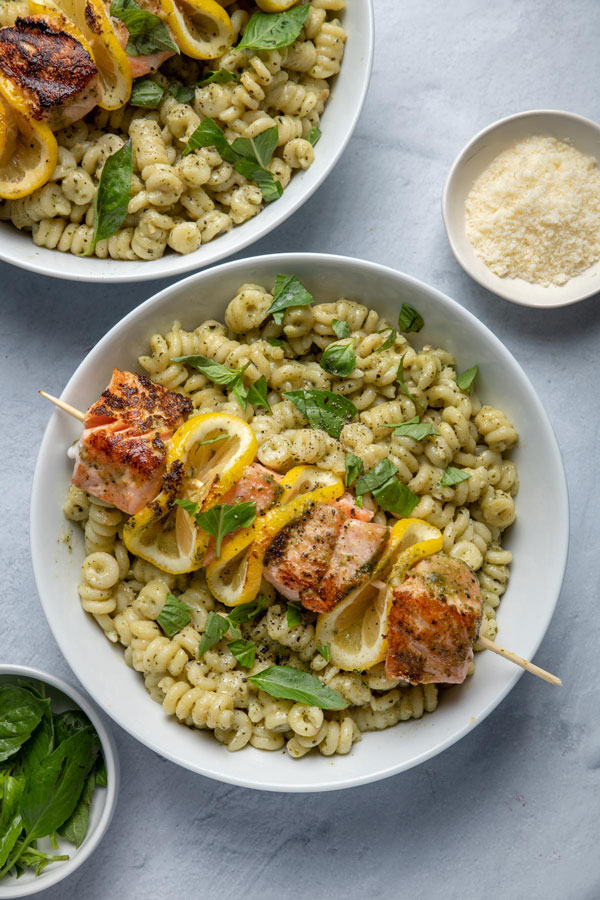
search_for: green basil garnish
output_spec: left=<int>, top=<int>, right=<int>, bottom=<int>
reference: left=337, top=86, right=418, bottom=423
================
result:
left=456, top=365, right=479, bottom=393
left=198, top=434, right=229, bottom=446
left=398, top=303, right=424, bottom=333
left=320, top=339, right=356, bottom=377
left=110, top=0, right=179, bottom=56
left=286, top=602, right=303, bottom=628
left=199, top=68, right=236, bottom=85
left=195, top=501, right=257, bottom=559
left=233, top=157, right=283, bottom=202
left=169, top=82, right=196, bottom=104
left=182, top=116, right=238, bottom=162
left=307, top=126, right=322, bottom=146
left=226, top=595, right=270, bottom=625
left=384, top=415, right=439, bottom=441
left=231, top=126, right=278, bottom=169
left=332, top=319, right=351, bottom=339
left=377, top=327, right=397, bottom=352
left=439, top=467, right=472, bottom=487
left=266, top=336, right=285, bottom=347
left=265, top=274, right=314, bottom=325
left=0, top=686, right=49, bottom=763
left=171, top=354, right=270, bottom=413
left=248, top=665, right=347, bottom=709
left=157, top=593, right=192, bottom=637
left=227, top=639, right=256, bottom=669
left=355, top=458, right=419, bottom=517
left=130, top=78, right=165, bottom=107
left=317, top=643, right=331, bottom=663
left=197, top=612, right=231, bottom=659
left=283, top=389, right=358, bottom=439
left=237, top=4, right=310, bottom=50
left=345, top=452, right=364, bottom=488
left=85, top=139, right=132, bottom=255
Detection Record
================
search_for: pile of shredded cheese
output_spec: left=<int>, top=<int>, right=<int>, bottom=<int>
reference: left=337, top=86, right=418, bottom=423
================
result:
left=465, top=135, right=600, bottom=286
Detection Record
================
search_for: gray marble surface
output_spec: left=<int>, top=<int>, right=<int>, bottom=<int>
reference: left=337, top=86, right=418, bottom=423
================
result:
left=2, top=0, right=600, bottom=897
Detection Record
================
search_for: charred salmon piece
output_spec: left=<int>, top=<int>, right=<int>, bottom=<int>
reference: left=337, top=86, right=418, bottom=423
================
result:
left=220, top=463, right=283, bottom=515
left=263, top=504, right=345, bottom=606
left=314, top=519, right=390, bottom=613
left=385, top=553, right=482, bottom=685
left=332, top=492, right=374, bottom=522
left=72, top=368, right=192, bottom=516
left=0, top=16, right=99, bottom=128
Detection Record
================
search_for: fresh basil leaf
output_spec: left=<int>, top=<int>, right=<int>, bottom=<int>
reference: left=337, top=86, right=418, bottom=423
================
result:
left=233, top=157, right=282, bottom=202
left=0, top=685, right=49, bottom=762
left=54, top=710, right=94, bottom=746
left=168, top=82, right=195, bottom=104
left=248, top=665, right=347, bottom=709
left=398, top=303, right=424, bottom=333
left=355, top=459, right=397, bottom=499
left=317, top=643, right=331, bottom=663
left=20, top=731, right=100, bottom=840
left=57, top=769, right=95, bottom=848
left=377, top=327, right=397, bottom=352
left=265, top=274, right=314, bottom=325
left=18, top=702, right=54, bottom=778
left=345, top=452, right=363, bottom=488
left=237, top=4, right=310, bottom=50
left=231, top=125, right=278, bottom=168
left=85, top=139, right=132, bottom=254
left=94, top=757, right=107, bottom=787
left=130, top=78, right=165, bottom=108
left=286, top=602, right=302, bottom=628
left=227, top=639, right=256, bottom=669
left=171, top=353, right=243, bottom=386
left=110, top=0, right=179, bottom=56
left=283, top=389, right=357, bottom=439
left=0, top=773, right=25, bottom=868
left=439, top=467, right=472, bottom=487
left=174, top=498, right=200, bottom=516
left=320, top=339, right=356, bottom=377
left=196, top=501, right=257, bottom=558
left=199, top=68, right=236, bottom=85
left=456, top=365, right=479, bottom=393
left=373, top=478, right=419, bottom=517
left=244, top=375, right=272, bottom=413
left=10, top=841, right=69, bottom=877
left=198, top=434, right=229, bottom=446
left=307, top=125, right=321, bottom=146
left=182, top=116, right=238, bottom=162
left=157, top=593, right=192, bottom=637
left=332, top=319, right=351, bottom=339
left=397, top=354, right=424, bottom=412
left=266, top=336, right=285, bottom=347
left=384, top=415, right=439, bottom=441
left=197, top=612, right=231, bottom=659
left=226, top=595, right=270, bottom=625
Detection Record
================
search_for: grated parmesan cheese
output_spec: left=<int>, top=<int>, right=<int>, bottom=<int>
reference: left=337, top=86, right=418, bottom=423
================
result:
left=465, top=135, right=600, bottom=286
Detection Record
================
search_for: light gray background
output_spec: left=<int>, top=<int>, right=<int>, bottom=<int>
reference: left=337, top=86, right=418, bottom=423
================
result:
left=2, top=0, right=599, bottom=897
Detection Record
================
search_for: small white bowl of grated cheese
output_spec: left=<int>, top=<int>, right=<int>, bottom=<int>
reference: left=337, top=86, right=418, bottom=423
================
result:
left=442, top=109, right=600, bottom=308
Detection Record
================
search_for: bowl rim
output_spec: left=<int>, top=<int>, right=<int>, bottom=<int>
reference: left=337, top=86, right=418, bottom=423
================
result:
left=0, top=2, right=374, bottom=284
left=0, top=664, right=120, bottom=896
left=30, top=252, right=569, bottom=791
left=441, top=107, right=600, bottom=308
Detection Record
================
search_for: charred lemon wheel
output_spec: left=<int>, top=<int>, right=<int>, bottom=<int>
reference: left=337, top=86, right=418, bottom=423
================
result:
left=206, top=467, right=344, bottom=607
left=0, top=80, right=57, bottom=199
left=29, top=0, right=132, bottom=109
left=315, top=519, right=444, bottom=672
left=123, top=413, right=257, bottom=575
left=159, top=0, right=234, bottom=59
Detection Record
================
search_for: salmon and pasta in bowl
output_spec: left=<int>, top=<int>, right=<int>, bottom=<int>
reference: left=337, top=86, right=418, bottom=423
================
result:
left=0, top=0, right=351, bottom=269
left=57, top=269, right=523, bottom=762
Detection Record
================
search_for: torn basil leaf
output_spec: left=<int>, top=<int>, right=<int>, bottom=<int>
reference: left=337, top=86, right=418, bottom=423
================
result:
left=85, top=139, right=132, bottom=255
left=227, top=639, right=256, bottom=669
left=345, top=452, right=364, bottom=488
left=283, top=389, right=357, bottom=439
left=237, top=4, right=310, bottom=50
left=307, top=126, right=322, bottom=146
left=182, top=116, right=238, bottom=162
left=227, top=595, right=270, bottom=625
left=130, top=78, right=165, bottom=108
left=197, top=612, right=231, bottom=659
left=456, top=365, right=479, bottom=393
left=332, top=319, right=351, bottom=339
left=265, top=274, right=314, bottom=325
left=355, top=458, right=419, bottom=517
left=231, top=126, right=278, bottom=169
left=157, top=593, right=192, bottom=638
left=439, top=467, right=472, bottom=487
left=233, top=157, right=282, bottom=202
left=317, top=643, right=331, bottom=663
left=110, top=0, right=179, bottom=56
left=248, top=665, right=347, bottom=709
left=169, top=83, right=196, bottom=104
left=377, top=327, right=397, bottom=352
left=384, top=416, right=439, bottom=441
left=286, top=603, right=303, bottom=628
left=195, top=501, right=257, bottom=558
left=398, top=303, right=424, bottom=333
left=320, top=339, right=356, bottom=377
left=199, top=68, right=236, bottom=85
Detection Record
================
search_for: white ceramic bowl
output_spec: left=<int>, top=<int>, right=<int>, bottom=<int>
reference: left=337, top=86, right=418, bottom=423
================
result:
left=0, top=4, right=373, bottom=284
left=0, top=664, right=119, bottom=896
left=30, top=253, right=568, bottom=792
left=442, top=109, right=600, bottom=308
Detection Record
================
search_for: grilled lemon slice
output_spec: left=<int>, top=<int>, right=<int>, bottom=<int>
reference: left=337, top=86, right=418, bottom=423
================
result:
left=159, top=0, right=233, bottom=59
left=123, top=413, right=257, bottom=575
left=315, top=519, right=443, bottom=672
left=255, top=0, right=297, bottom=10
left=0, top=80, right=57, bottom=199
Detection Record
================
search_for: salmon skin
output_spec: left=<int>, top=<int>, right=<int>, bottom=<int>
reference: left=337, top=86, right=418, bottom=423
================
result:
left=72, top=368, right=192, bottom=516
left=263, top=505, right=389, bottom=613
left=385, top=554, right=482, bottom=685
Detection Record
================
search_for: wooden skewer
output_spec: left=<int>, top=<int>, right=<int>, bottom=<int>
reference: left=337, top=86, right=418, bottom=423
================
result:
left=39, top=391, right=85, bottom=422
left=38, top=388, right=563, bottom=688
left=478, top=635, right=561, bottom=686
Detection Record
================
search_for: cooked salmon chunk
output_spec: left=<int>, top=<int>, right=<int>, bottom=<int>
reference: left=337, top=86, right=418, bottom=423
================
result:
left=72, top=369, right=192, bottom=515
left=263, top=504, right=345, bottom=607
left=332, top=492, right=374, bottom=522
left=221, top=463, right=282, bottom=515
left=106, top=0, right=176, bottom=77
left=316, top=518, right=389, bottom=613
left=385, top=554, right=482, bottom=685
left=0, top=16, right=99, bottom=128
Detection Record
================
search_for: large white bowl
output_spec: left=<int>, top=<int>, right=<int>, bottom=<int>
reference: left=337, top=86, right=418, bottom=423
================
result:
left=0, top=664, right=119, bottom=897
left=0, top=4, right=373, bottom=283
left=30, top=253, right=568, bottom=792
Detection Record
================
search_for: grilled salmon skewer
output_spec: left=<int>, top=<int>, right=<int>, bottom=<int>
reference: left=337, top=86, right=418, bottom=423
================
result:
left=41, top=387, right=561, bottom=686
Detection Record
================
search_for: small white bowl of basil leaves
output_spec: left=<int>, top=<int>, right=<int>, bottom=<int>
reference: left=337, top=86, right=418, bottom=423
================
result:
left=0, top=665, right=119, bottom=897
